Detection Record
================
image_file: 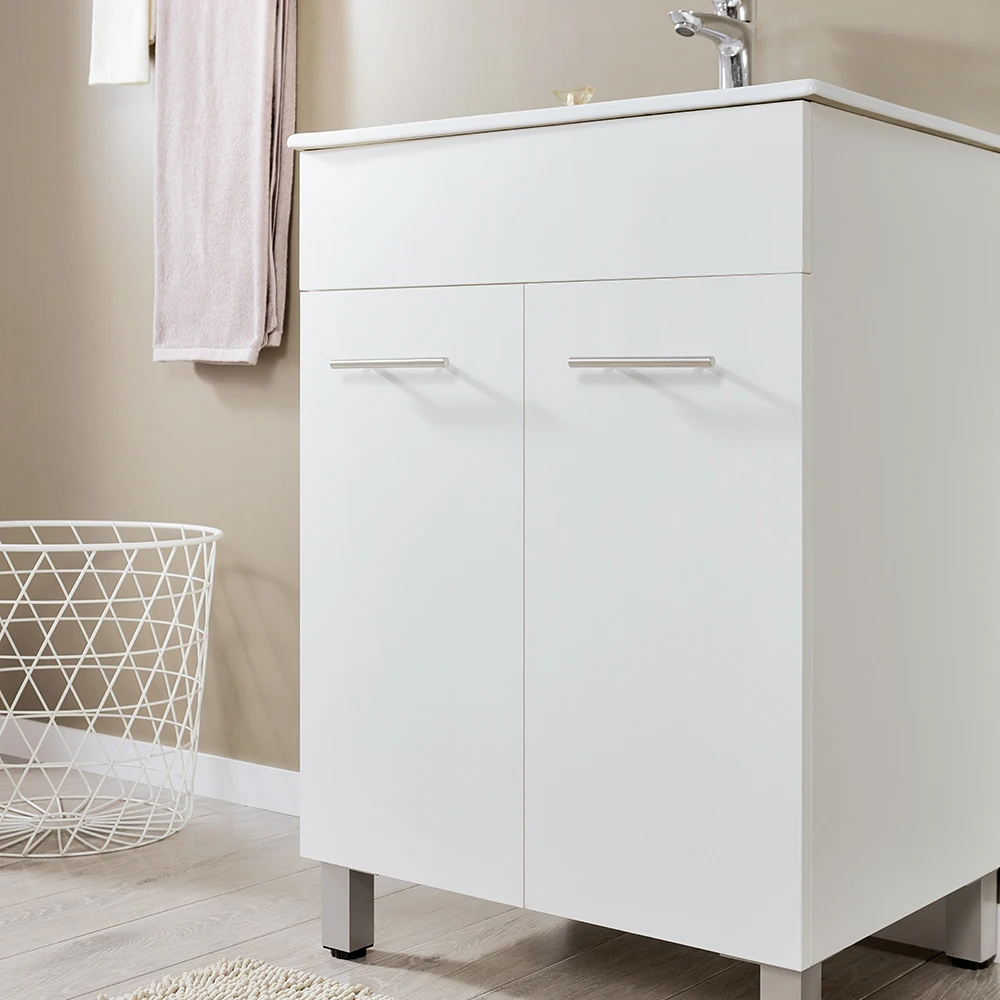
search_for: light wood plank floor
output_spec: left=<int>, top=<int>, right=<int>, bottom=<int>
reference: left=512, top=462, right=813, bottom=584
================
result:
left=1, top=797, right=999, bottom=1000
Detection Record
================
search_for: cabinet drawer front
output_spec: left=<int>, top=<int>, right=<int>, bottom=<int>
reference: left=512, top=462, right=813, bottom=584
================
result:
left=300, top=285, right=524, bottom=906
left=524, top=276, right=804, bottom=965
left=300, top=102, right=808, bottom=291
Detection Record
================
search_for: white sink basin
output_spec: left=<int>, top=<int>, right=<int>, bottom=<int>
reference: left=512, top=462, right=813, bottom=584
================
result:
left=289, top=78, right=1000, bottom=154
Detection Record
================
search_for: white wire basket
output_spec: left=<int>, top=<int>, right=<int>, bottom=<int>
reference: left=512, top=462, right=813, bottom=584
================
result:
left=0, top=521, right=222, bottom=857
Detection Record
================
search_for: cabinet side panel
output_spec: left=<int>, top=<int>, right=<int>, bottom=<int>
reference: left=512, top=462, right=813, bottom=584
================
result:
left=808, top=104, right=1000, bottom=964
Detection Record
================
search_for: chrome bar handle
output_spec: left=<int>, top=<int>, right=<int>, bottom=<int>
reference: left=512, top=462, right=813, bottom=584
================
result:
left=329, top=358, right=450, bottom=370
left=568, top=356, right=715, bottom=369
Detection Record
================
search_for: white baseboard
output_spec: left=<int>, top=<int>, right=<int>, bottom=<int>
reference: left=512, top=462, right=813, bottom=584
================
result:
left=192, top=748, right=299, bottom=816
left=877, top=899, right=947, bottom=951
left=0, top=719, right=299, bottom=817
left=876, top=899, right=1000, bottom=963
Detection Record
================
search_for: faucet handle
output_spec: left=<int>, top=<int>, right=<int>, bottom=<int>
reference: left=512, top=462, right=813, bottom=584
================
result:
left=713, top=0, right=755, bottom=21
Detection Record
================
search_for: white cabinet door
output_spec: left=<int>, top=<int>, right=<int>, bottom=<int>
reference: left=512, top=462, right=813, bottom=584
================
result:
left=300, top=285, right=524, bottom=906
left=524, top=276, right=805, bottom=967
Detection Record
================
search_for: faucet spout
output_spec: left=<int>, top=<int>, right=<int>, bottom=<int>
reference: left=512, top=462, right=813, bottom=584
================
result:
left=669, top=3, right=755, bottom=89
left=670, top=11, right=747, bottom=55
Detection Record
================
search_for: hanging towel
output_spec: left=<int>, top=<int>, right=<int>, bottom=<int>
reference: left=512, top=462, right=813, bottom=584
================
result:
left=153, top=0, right=297, bottom=364
left=89, top=0, right=152, bottom=85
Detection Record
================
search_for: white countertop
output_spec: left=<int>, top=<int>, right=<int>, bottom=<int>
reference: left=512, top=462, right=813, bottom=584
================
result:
left=288, top=78, right=1000, bottom=154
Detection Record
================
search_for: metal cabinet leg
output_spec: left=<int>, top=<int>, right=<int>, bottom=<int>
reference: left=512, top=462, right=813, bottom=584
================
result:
left=946, top=870, right=998, bottom=969
left=321, top=863, right=375, bottom=960
left=760, top=963, right=822, bottom=1000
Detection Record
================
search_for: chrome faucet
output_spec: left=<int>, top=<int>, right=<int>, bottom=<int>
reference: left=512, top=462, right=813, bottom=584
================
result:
left=670, top=0, right=755, bottom=89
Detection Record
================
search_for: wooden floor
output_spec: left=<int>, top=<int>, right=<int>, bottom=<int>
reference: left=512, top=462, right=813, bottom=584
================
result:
left=1, top=798, right=999, bottom=1000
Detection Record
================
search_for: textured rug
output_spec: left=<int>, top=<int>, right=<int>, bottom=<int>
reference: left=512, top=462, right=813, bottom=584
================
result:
left=98, top=957, right=393, bottom=1000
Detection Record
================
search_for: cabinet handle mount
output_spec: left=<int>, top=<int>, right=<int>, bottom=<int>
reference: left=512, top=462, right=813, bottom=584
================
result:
left=329, top=358, right=450, bottom=369
left=568, top=356, right=716, bottom=369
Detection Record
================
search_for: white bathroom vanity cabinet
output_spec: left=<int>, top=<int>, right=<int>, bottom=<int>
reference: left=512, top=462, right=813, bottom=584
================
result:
left=292, top=80, right=1000, bottom=999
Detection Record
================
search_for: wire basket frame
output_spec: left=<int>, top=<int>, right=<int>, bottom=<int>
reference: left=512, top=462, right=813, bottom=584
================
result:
left=0, top=521, right=222, bottom=857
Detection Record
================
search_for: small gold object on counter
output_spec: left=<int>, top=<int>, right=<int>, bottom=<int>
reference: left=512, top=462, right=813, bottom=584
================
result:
left=554, top=86, right=595, bottom=107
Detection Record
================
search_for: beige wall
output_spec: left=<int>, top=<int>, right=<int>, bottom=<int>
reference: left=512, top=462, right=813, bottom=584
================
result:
left=301, top=1, right=1000, bottom=131
left=1, top=1, right=997, bottom=771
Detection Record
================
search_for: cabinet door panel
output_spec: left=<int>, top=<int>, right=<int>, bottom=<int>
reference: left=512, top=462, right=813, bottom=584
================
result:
left=300, top=285, right=524, bottom=906
left=524, top=276, right=804, bottom=965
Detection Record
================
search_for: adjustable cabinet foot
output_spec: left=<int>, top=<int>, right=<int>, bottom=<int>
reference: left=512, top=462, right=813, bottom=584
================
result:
left=321, top=864, right=375, bottom=959
left=327, top=946, right=368, bottom=961
left=945, top=871, right=998, bottom=969
left=949, top=956, right=993, bottom=971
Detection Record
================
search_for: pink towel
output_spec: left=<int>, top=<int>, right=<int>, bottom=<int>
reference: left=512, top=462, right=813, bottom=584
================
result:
left=153, top=0, right=296, bottom=364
